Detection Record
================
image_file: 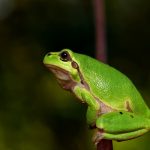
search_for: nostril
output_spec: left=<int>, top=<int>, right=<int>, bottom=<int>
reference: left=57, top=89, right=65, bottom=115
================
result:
left=47, top=52, right=51, bottom=56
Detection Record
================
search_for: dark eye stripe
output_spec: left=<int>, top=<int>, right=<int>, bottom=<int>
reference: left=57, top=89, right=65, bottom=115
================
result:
left=71, top=61, right=78, bottom=69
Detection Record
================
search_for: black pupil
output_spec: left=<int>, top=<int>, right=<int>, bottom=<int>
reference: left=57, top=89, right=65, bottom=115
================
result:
left=61, top=52, right=68, bottom=59
left=60, top=51, right=70, bottom=61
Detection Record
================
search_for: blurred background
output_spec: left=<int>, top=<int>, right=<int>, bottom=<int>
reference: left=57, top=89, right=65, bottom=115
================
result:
left=0, top=0, right=150, bottom=150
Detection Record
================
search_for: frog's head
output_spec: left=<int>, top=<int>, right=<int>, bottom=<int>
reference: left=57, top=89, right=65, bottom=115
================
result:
left=43, top=49, right=81, bottom=90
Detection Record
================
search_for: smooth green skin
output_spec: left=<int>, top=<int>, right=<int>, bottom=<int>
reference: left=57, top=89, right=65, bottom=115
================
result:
left=43, top=49, right=150, bottom=144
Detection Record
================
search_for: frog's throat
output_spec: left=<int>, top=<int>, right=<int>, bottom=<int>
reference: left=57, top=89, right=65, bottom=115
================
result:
left=44, top=64, right=78, bottom=90
left=44, top=62, right=90, bottom=91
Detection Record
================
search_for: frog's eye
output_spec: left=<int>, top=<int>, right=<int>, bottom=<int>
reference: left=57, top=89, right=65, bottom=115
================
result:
left=60, top=51, right=71, bottom=61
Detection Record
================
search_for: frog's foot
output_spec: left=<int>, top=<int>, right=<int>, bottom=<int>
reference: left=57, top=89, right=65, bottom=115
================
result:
left=92, top=129, right=104, bottom=145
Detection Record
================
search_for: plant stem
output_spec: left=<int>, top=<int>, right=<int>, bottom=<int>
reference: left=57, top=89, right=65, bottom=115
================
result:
left=93, top=0, right=113, bottom=149
left=93, top=0, right=107, bottom=63
left=97, top=140, right=113, bottom=150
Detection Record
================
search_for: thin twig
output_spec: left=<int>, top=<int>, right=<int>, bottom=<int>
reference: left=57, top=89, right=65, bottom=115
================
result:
left=93, top=0, right=107, bottom=63
left=97, top=140, right=113, bottom=150
left=93, top=0, right=113, bottom=149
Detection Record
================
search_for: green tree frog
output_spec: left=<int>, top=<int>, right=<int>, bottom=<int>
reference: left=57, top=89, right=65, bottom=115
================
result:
left=43, top=49, right=150, bottom=145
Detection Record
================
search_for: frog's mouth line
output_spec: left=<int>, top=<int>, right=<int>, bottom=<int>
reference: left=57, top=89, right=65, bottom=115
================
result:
left=44, top=64, right=77, bottom=90
left=44, top=64, right=68, bottom=75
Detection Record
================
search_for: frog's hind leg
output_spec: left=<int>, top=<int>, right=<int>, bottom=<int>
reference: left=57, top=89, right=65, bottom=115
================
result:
left=93, top=111, right=150, bottom=145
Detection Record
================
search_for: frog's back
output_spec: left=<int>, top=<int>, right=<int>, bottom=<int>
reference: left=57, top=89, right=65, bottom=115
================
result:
left=73, top=52, right=150, bottom=117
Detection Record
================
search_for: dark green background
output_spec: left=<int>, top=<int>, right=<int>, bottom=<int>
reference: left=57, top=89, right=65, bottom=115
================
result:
left=0, top=0, right=150, bottom=149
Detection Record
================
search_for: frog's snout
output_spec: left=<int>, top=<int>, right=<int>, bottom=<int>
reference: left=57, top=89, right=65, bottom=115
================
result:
left=43, top=52, right=51, bottom=64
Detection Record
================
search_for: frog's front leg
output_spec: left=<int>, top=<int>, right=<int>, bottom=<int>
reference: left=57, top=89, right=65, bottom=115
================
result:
left=93, top=111, right=150, bottom=145
left=73, top=86, right=100, bottom=126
